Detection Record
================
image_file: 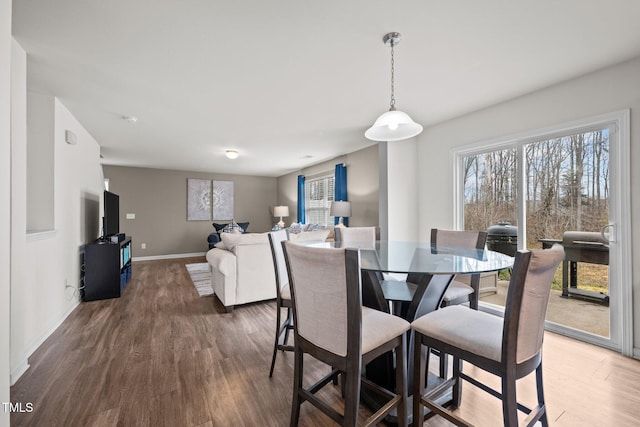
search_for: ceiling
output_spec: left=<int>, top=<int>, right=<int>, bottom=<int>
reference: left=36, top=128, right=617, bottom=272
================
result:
left=12, top=1, right=640, bottom=177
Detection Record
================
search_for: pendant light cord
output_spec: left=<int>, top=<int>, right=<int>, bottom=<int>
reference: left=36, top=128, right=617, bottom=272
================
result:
left=390, top=40, right=396, bottom=111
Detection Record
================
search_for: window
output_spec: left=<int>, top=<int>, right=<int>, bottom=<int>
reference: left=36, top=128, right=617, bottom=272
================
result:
left=304, top=175, right=334, bottom=226
left=461, top=127, right=610, bottom=248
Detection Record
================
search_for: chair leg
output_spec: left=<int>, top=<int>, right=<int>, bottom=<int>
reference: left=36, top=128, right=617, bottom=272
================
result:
left=469, top=290, right=479, bottom=310
left=343, top=370, right=361, bottom=427
left=412, top=333, right=426, bottom=427
left=290, top=348, right=303, bottom=427
left=438, top=350, right=449, bottom=379
left=452, top=356, right=462, bottom=408
left=283, top=307, right=293, bottom=346
left=269, top=303, right=283, bottom=377
left=396, top=334, right=408, bottom=427
left=536, top=362, right=549, bottom=427
left=501, top=374, right=518, bottom=427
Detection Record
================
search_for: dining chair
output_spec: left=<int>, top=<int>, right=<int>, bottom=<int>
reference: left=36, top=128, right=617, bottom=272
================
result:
left=410, top=244, right=564, bottom=427
left=431, top=228, right=488, bottom=310
left=267, top=229, right=294, bottom=377
left=282, top=241, right=410, bottom=427
left=334, top=226, right=413, bottom=314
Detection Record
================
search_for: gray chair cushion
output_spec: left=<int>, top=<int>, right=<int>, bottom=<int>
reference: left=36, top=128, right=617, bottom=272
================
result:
left=411, top=305, right=503, bottom=362
left=442, top=280, right=474, bottom=302
left=362, top=307, right=410, bottom=355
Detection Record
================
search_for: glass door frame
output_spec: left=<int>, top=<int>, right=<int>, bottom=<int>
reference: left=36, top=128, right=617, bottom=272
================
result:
left=452, top=110, right=632, bottom=356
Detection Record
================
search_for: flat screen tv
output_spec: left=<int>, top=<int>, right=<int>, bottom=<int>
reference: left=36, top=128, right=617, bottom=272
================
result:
left=103, top=190, right=120, bottom=238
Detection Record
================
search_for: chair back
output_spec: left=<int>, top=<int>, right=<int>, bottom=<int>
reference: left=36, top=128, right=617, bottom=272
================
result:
left=503, top=244, right=564, bottom=364
left=431, top=228, right=487, bottom=250
left=282, top=242, right=362, bottom=358
left=335, top=226, right=376, bottom=247
left=335, top=226, right=390, bottom=312
left=268, top=229, right=290, bottom=296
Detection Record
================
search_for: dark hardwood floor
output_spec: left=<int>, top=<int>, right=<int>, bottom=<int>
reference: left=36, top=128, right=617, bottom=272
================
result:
left=10, top=257, right=640, bottom=426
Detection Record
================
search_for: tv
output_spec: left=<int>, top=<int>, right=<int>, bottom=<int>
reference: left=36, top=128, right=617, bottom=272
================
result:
left=103, top=190, right=120, bottom=238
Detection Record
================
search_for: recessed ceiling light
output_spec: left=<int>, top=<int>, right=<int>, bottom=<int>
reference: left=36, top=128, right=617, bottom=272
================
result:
left=225, top=149, right=239, bottom=159
left=122, top=115, right=138, bottom=123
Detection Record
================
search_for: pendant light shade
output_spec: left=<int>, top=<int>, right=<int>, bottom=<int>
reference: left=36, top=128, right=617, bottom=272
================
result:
left=365, top=110, right=423, bottom=142
left=365, top=32, right=423, bottom=142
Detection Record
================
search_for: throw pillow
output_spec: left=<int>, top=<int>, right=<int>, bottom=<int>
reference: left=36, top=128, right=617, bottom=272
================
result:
left=237, top=222, right=249, bottom=233
left=213, top=222, right=228, bottom=233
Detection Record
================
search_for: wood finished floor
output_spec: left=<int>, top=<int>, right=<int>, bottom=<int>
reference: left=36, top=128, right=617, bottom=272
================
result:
left=10, top=257, right=640, bottom=426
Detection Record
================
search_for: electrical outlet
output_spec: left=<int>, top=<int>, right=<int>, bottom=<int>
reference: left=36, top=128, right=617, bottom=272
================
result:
left=141, top=243, right=146, bottom=249
left=126, top=213, right=135, bottom=219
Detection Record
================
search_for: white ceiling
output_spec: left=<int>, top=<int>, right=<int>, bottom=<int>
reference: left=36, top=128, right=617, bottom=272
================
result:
left=12, top=0, right=640, bottom=177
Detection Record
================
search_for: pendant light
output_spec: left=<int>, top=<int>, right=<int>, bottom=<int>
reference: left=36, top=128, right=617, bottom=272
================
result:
left=365, top=32, right=423, bottom=142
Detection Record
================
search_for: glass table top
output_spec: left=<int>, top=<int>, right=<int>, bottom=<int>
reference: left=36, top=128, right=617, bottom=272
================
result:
left=305, top=240, right=515, bottom=275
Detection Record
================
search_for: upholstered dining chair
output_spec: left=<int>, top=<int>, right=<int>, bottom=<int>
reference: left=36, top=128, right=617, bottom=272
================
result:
left=334, top=226, right=413, bottom=314
left=411, top=244, right=564, bottom=427
left=282, top=241, right=410, bottom=427
left=267, top=229, right=294, bottom=377
left=431, top=228, right=488, bottom=310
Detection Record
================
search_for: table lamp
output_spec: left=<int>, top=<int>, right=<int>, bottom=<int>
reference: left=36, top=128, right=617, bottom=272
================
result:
left=330, top=201, right=351, bottom=228
left=274, top=206, right=289, bottom=229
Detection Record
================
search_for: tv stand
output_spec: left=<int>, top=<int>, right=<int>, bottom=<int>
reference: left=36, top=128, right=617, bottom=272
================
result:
left=82, top=236, right=132, bottom=301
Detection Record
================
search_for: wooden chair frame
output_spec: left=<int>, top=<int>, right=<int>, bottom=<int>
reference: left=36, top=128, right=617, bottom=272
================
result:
left=267, top=230, right=294, bottom=377
left=431, top=228, right=488, bottom=310
left=283, top=243, right=408, bottom=427
left=412, top=248, right=563, bottom=427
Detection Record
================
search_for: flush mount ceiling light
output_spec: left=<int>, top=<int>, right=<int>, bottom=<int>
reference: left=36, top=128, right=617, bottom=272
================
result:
left=225, top=149, right=239, bottom=159
left=122, top=115, right=138, bottom=123
left=365, top=32, right=423, bottom=142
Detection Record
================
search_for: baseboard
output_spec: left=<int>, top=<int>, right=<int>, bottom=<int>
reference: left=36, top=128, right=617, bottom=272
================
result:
left=10, top=299, right=80, bottom=385
left=132, top=252, right=206, bottom=262
left=10, top=360, right=29, bottom=386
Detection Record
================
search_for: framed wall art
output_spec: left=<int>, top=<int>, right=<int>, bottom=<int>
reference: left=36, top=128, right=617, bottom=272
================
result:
left=212, top=180, right=234, bottom=220
left=187, top=178, right=212, bottom=221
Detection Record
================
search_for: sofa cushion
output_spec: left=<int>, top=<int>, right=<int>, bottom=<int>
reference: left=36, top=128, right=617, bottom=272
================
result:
left=221, top=232, right=270, bottom=254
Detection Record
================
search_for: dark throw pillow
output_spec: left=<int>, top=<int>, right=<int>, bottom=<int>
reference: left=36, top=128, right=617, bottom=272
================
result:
left=213, top=223, right=229, bottom=232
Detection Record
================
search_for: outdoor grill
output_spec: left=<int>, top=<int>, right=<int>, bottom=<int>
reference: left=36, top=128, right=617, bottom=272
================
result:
left=487, top=222, right=518, bottom=257
left=541, top=231, right=609, bottom=305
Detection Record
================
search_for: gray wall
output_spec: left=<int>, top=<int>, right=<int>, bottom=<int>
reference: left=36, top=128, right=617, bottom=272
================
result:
left=276, top=144, right=379, bottom=227
left=103, top=166, right=278, bottom=257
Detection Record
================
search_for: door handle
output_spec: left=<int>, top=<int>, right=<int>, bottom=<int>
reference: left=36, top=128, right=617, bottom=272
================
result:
left=601, top=224, right=615, bottom=243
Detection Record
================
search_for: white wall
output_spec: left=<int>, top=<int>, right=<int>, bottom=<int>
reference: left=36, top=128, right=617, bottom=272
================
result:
left=416, top=57, right=640, bottom=351
left=10, top=90, right=104, bottom=384
left=1, top=1, right=12, bottom=425
left=385, top=138, right=418, bottom=242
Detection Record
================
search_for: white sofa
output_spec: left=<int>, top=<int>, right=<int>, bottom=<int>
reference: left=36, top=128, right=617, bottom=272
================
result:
left=205, top=229, right=330, bottom=312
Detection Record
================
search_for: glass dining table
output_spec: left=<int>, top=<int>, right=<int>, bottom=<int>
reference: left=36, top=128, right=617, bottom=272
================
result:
left=304, top=240, right=515, bottom=424
left=306, top=240, right=515, bottom=321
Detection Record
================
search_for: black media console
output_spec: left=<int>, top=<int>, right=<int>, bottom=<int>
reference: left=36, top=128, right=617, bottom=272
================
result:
left=82, top=236, right=132, bottom=301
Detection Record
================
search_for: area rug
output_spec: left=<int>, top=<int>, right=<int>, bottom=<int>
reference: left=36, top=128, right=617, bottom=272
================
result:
left=185, top=263, right=214, bottom=296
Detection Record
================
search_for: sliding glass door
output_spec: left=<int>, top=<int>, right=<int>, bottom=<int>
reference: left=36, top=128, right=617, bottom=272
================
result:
left=455, top=111, right=631, bottom=354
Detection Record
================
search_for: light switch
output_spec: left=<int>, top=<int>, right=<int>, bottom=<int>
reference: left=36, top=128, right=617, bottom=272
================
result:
left=126, top=213, right=135, bottom=219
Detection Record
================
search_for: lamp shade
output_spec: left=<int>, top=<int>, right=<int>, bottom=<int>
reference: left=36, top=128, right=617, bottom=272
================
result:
left=274, top=206, right=289, bottom=217
left=365, top=110, right=423, bottom=142
left=330, top=201, right=351, bottom=218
